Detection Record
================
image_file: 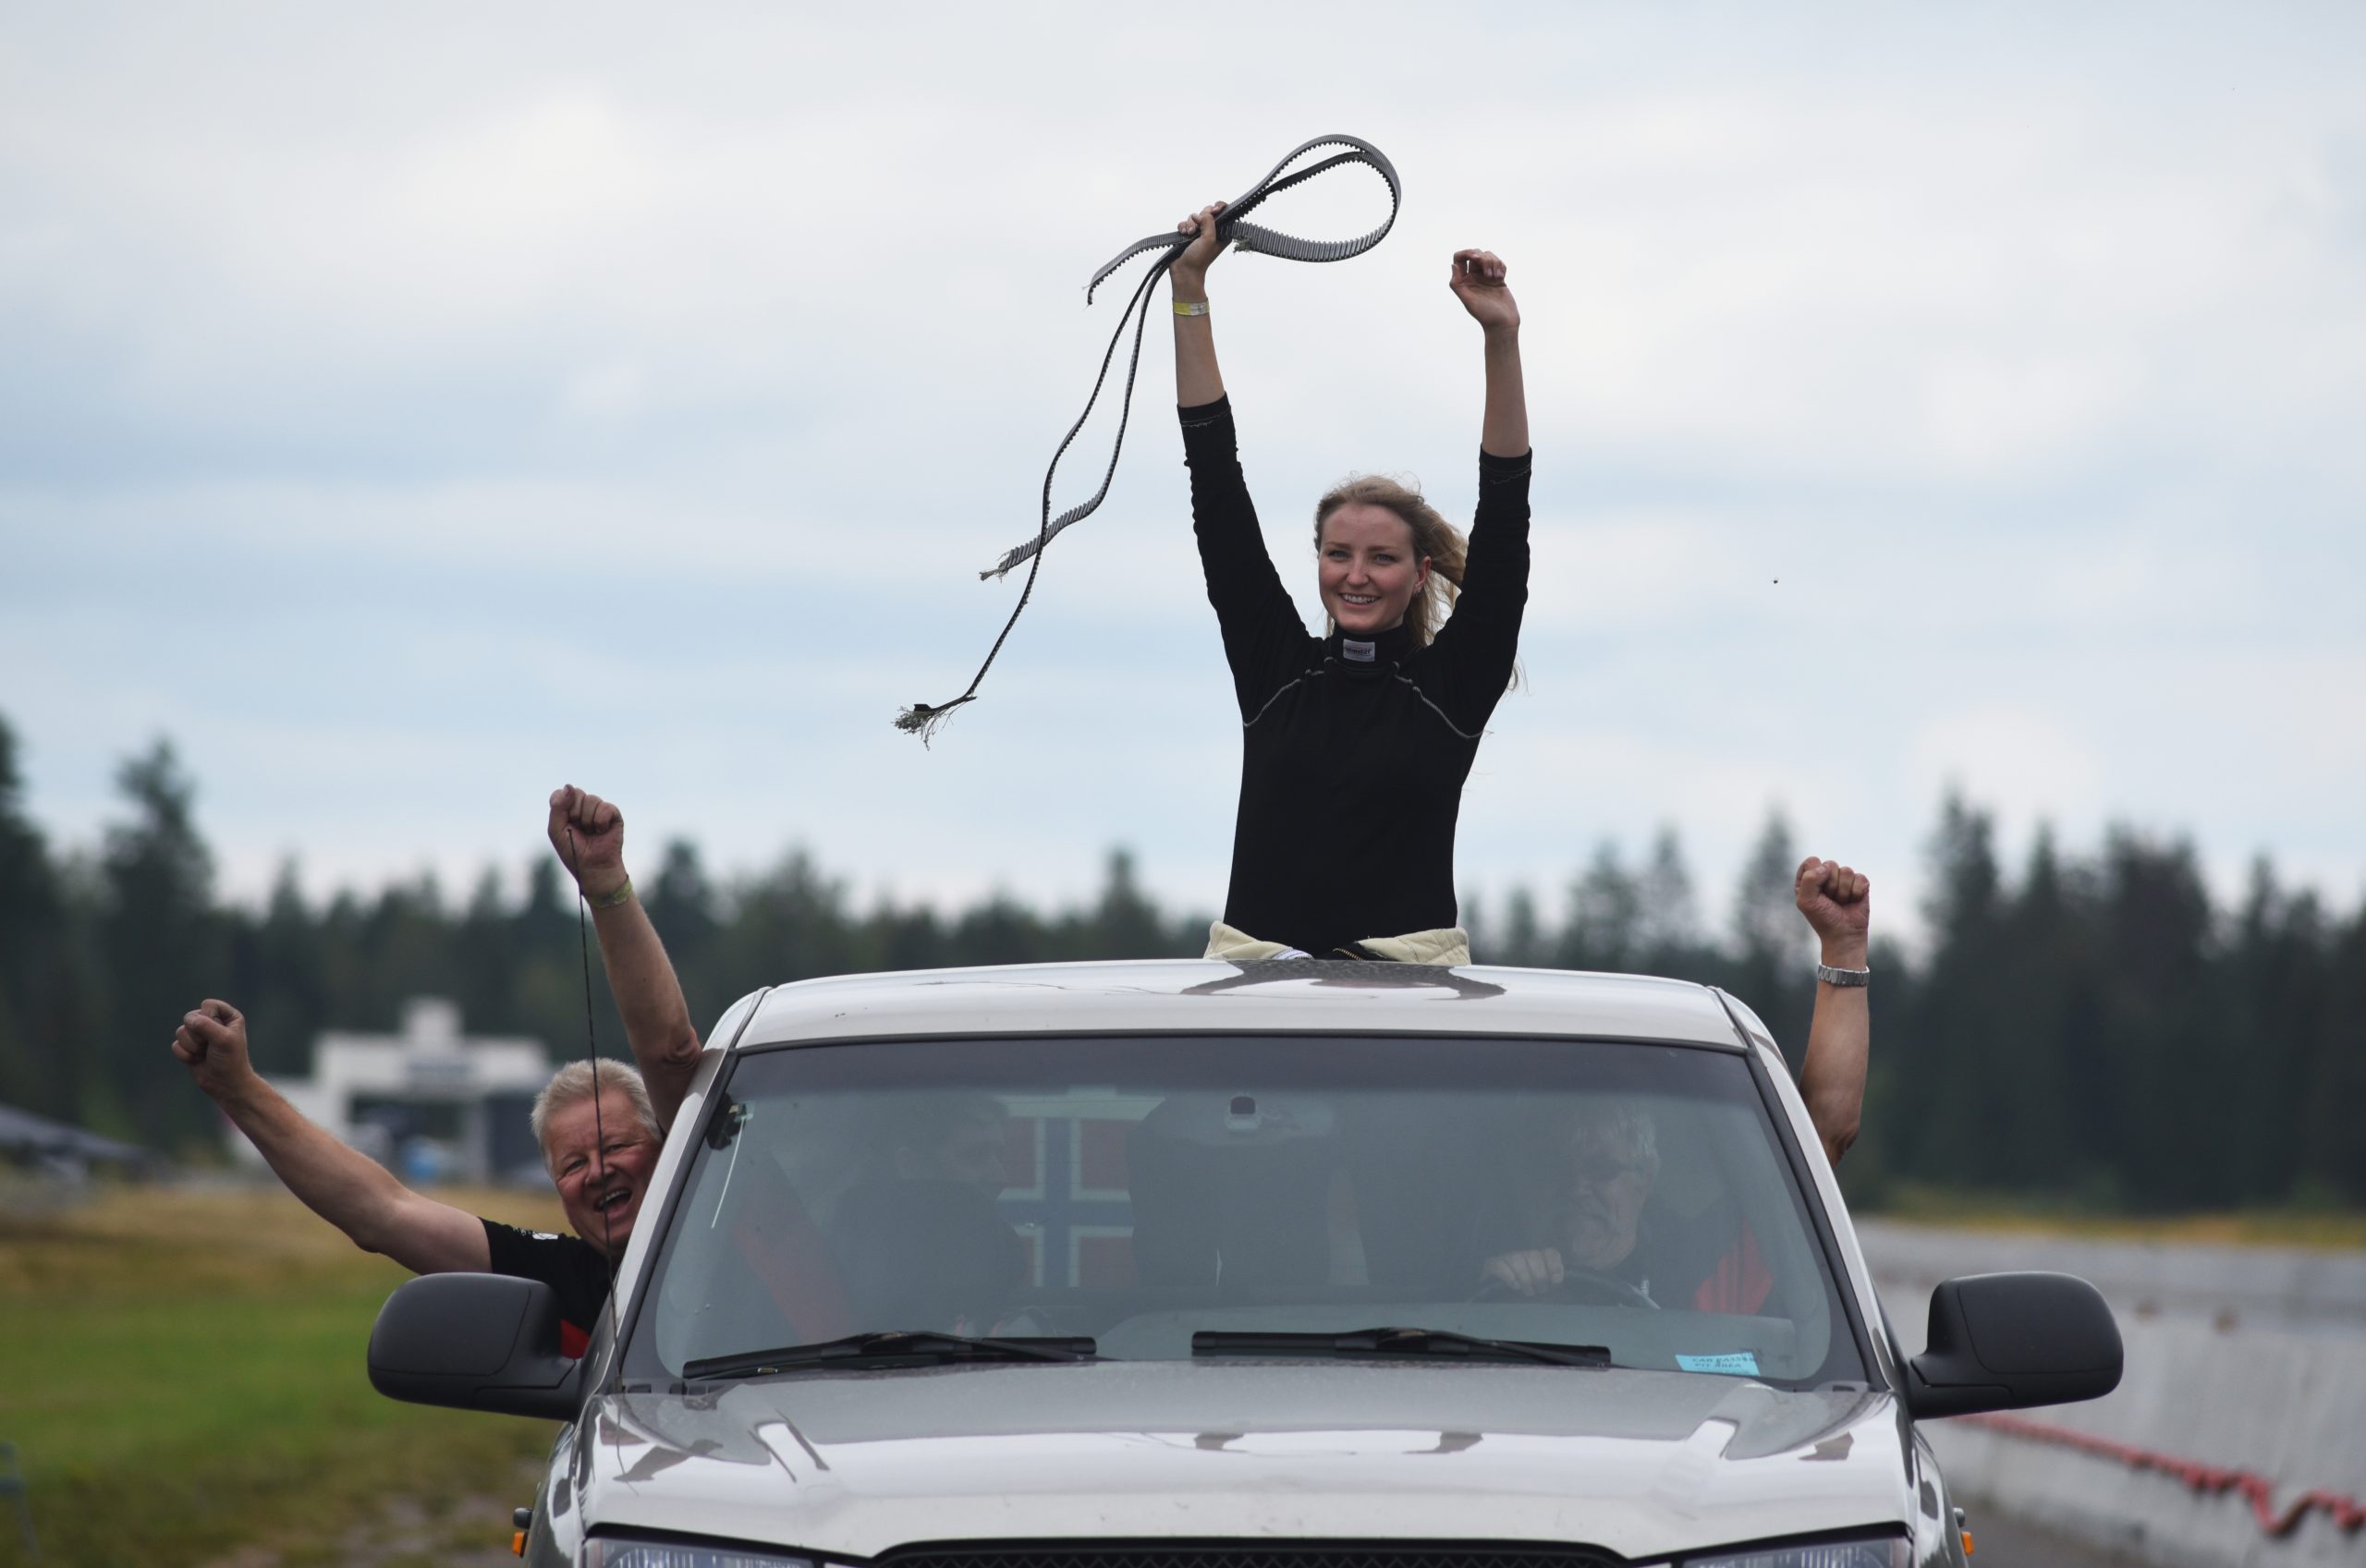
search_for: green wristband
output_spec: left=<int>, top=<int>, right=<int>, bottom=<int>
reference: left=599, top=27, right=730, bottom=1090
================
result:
left=591, top=877, right=634, bottom=909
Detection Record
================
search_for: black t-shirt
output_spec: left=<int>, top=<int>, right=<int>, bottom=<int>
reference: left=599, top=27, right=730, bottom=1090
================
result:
left=482, top=1218, right=613, bottom=1357
left=1180, top=395, right=1533, bottom=954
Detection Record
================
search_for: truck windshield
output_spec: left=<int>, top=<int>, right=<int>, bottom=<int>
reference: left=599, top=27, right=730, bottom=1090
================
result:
left=623, top=1034, right=1863, bottom=1388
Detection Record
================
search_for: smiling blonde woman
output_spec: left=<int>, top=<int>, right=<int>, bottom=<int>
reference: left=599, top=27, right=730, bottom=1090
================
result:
left=1168, top=201, right=1532, bottom=963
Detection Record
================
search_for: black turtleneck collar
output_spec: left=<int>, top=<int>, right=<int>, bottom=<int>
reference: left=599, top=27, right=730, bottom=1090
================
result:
left=1326, top=620, right=1416, bottom=673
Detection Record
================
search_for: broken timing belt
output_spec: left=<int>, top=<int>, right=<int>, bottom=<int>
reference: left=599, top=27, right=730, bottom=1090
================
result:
left=896, top=134, right=1401, bottom=742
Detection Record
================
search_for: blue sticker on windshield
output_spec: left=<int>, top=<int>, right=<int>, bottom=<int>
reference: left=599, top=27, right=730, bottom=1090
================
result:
left=1676, top=1351, right=1761, bottom=1376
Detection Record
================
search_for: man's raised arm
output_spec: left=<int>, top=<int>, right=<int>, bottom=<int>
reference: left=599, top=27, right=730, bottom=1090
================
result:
left=546, top=785, right=701, bottom=1131
left=174, top=1000, right=490, bottom=1273
left=1793, top=857, right=1872, bottom=1170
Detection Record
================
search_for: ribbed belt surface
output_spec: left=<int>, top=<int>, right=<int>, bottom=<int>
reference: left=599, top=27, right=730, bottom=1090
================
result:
left=897, top=136, right=1400, bottom=741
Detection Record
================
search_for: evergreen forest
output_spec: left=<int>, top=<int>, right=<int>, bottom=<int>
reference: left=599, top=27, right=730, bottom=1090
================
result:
left=2, top=711, right=2360, bottom=1212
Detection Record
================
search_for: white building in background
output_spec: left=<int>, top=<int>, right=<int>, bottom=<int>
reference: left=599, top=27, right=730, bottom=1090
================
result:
left=238, top=998, right=551, bottom=1184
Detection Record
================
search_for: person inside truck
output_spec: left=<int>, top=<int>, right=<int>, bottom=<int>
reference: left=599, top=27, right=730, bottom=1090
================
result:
left=1478, top=854, right=1872, bottom=1305
left=823, top=1091, right=1023, bottom=1333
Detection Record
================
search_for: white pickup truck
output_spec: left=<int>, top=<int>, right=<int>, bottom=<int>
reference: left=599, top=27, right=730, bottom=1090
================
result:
left=369, top=958, right=2120, bottom=1568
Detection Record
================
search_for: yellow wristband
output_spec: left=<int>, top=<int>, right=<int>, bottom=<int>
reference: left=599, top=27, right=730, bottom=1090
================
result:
left=590, top=876, right=634, bottom=909
left=1173, top=299, right=1210, bottom=318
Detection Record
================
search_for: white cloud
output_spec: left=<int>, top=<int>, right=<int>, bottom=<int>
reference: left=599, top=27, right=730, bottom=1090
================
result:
left=1908, top=706, right=2108, bottom=838
left=4, top=0, right=2363, bottom=944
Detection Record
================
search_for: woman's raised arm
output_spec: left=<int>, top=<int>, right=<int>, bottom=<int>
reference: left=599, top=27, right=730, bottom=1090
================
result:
left=1172, top=201, right=1228, bottom=407
left=1451, top=248, right=1528, bottom=458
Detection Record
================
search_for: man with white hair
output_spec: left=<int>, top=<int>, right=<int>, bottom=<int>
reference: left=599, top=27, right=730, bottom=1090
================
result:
left=173, top=786, right=700, bottom=1355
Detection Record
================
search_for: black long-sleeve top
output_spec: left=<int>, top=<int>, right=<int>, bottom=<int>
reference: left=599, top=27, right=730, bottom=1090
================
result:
left=1181, top=395, right=1532, bottom=954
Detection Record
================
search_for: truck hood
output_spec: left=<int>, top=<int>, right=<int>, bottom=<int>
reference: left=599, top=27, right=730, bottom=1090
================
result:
left=563, top=1361, right=1909, bottom=1560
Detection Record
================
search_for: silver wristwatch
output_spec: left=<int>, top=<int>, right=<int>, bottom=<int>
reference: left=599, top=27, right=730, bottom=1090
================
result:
left=1815, top=962, right=1872, bottom=988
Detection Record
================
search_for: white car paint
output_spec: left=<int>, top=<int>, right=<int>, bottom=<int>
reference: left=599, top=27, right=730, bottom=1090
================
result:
left=529, top=960, right=1959, bottom=1568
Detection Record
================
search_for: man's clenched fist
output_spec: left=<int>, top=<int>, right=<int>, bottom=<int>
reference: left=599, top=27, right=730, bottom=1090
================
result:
left=547, top=785, right=628, bottom=902
left=173, top=999, right=254, bottom=1100
left=1794, top=857, right=1870, bottom=963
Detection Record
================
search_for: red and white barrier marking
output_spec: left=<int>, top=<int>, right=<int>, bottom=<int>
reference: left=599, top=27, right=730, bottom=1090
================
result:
left=1962, top=1412, right=2366, bottom=1540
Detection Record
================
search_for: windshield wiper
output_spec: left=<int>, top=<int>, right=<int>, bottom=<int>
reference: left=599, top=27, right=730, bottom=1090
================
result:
left=683, top=1331, right=1096, bottom=1381
left=1192, top=1326, right=1610, bottom=1368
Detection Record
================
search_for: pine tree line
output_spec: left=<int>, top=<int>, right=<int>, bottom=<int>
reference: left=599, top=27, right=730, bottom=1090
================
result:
left=2, top=712, right=2360, bottom=1209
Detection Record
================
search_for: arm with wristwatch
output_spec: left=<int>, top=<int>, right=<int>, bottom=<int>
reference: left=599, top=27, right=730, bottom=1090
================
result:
left=544, top=785, right=702, bottom=1132
left=1793, top=857, right=1871, bottom=1170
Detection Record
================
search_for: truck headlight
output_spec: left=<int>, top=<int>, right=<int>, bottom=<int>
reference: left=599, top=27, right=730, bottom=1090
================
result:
left=584, top=1542, right=817, bottom=1568
left=1682, top=1535, right=1910, bottom=1568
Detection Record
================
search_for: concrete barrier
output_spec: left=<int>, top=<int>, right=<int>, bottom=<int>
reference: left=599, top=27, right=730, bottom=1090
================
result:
left=1856, top=1220, right=2366, bottom=1340
left=1858, top=1222, right=2366, bottom=1568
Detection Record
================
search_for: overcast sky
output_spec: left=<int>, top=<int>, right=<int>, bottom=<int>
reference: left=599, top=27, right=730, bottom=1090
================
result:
left=4, top=2, right=2362, bottom=947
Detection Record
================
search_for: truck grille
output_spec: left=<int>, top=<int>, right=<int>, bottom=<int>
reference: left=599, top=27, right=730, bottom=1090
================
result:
left=882, top=1547, right=1621, bottom=1568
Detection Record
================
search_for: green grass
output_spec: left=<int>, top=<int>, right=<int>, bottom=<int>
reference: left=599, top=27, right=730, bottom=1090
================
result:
left=0, top=1184, right=564, bottom=1567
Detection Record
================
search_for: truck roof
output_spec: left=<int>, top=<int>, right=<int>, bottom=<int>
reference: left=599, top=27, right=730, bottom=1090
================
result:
left=733, top=959, right=1756, bottom=1051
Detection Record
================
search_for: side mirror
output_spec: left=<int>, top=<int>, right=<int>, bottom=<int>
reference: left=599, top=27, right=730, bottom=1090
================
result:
left=1905, top=1270, right=2122, bottom=1419
left=369, top=1273, right=586, bottom=1420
